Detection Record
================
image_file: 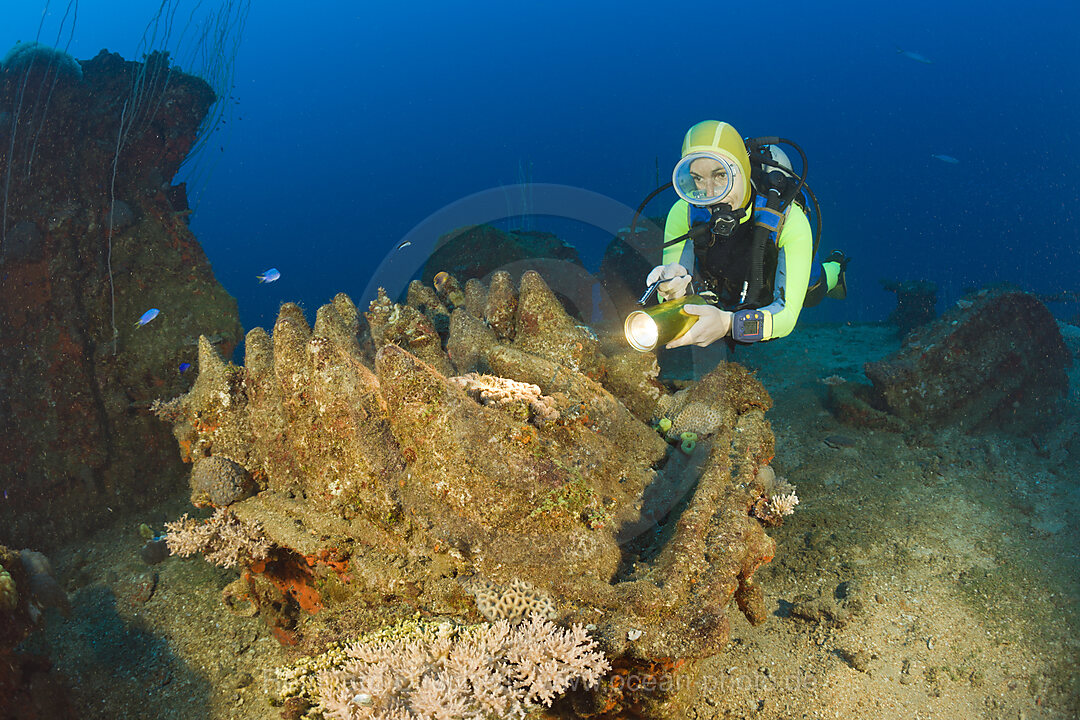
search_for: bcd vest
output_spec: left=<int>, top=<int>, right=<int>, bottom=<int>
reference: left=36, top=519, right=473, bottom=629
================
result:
left=688, top=205, right=779, bottom=309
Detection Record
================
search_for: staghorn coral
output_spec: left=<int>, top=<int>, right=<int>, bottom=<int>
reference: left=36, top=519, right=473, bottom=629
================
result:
left=504, top=615, right=609, bottom=705
left=164, top=508, right=271, bottom=568
left=460, top=577, right=557, bottom=623
left=448, top=372, right=558, bottom=425
left=314, top=615, right=608, bottom=720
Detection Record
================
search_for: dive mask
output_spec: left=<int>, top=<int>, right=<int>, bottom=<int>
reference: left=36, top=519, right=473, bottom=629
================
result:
left=673, top=151, right=739, bottom=207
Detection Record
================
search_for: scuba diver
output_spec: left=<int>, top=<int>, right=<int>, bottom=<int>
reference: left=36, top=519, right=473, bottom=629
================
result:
left=644, top=120, right=848, bottom=349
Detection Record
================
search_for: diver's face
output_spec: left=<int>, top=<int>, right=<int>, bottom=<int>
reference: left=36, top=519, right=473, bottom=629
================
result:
left=689, top=156, right=744, bottom=208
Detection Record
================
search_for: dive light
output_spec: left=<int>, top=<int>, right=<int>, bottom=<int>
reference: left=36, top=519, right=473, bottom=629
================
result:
left=623, top=295, right=710, bottom=352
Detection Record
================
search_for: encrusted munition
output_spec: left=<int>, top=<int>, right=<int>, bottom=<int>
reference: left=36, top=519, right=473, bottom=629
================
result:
left=159, top=270, right=783, bottom=671
left=189, top=455, right=255, bottom=507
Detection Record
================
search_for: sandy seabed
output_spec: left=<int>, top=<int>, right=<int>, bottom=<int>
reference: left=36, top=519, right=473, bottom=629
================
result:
left=20, top=323, right=1080, bottom=720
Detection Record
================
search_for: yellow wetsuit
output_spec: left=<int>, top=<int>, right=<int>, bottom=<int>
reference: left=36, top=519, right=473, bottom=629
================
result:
left=662, top=199, right=813, bottom=341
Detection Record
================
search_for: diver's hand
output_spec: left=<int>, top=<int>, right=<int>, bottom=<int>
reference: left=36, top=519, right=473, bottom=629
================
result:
left=646, top=263, right=692, bottom=302
left=666, top=304, right=732, bottom=348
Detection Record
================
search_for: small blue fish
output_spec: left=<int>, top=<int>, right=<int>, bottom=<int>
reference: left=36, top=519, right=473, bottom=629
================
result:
left=135, top=308, right=160, bottom=327
left=931, top=154, right=959, bottom=164
left=257, top=268, right=281, bottom=283
left=897, top=47, right=933, bottom=64
left=179, top=362, right=192, bottom=373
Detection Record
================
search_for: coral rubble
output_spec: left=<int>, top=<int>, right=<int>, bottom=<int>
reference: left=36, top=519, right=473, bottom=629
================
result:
left=159, top=270, right=790, bottom=717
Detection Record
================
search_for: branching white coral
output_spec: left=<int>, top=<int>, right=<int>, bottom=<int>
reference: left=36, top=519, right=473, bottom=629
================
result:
left=767, top=491, right=799, bottom=517
left=751, top=466, right=799, bottom=525
left=315, top=615, right=609, bottom=720
left=164, top=508, right=271, bottom=568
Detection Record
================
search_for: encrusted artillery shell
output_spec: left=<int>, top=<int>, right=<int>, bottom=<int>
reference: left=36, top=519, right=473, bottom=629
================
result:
left=484, top=270, right=517, bottom=340
left=463, top=278, right=487, bottom=317
left=272, top=303, right=312, bottom=398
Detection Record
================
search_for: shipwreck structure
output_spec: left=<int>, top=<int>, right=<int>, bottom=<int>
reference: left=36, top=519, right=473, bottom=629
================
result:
left=0, top=46, right=242, bottom=548
left=830, top=286, right=1071, bottom=436
left=159, top=269, right=793, bottom=717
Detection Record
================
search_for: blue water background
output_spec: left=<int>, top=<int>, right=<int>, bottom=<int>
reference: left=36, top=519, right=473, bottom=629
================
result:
left=4, top=0, right=1079, bottom=336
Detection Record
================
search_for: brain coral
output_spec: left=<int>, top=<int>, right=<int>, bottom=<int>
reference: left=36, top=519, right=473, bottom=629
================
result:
left=190, top=456, right=255, bottom=508
left=462, top=577, right=557, bottom=623
left=656, top=362, right=767, bottom=439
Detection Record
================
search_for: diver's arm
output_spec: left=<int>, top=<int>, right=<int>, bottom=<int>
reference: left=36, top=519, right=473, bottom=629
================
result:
left=758, top=204, right=813, bottom=340
left=662, top=200, right=695, bottom=270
